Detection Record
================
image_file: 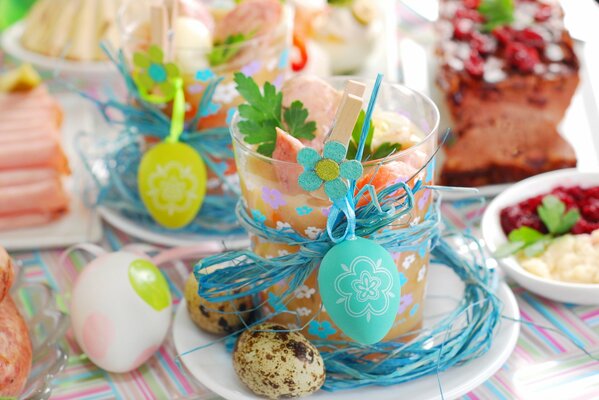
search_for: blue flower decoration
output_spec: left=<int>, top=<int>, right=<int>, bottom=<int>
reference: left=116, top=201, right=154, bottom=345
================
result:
left=196, top=68, right=215, bottom=81
left=200, top=101, right=221, bottom=117
left=251, top=209, right=266, bottom=224
left=308, top=320, right=337, bottom=339
left=268, top=293, right=287, bottom=313
left=296, top=206, right=313, bottom=216
left=410, top=303, right=420, bottom=317
left=297, top=141, right=363, bottom=201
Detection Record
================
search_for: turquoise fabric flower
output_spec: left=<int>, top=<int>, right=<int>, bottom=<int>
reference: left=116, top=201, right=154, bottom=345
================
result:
left=297, top=141, right=363, bottom=201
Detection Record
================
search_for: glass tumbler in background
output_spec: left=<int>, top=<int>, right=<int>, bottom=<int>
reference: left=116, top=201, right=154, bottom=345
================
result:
left=231, top=78, right=440, bottom=342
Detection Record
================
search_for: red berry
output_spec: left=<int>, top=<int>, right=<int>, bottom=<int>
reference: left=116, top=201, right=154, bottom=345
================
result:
left=550, top=188, right=577, bottom=209
left=471, top=32, right=497, bottom=55
left=514, top=28, right=546, bottom=48
left=453, top=18, right=475, bottom=40
left=506, top=42, right=540, bottom=72
left=463, top=0, right=481, bottom=9
left=580, top=198, right=599, bottom=222
left=455, top=8, right=484, bottom=22
left=492, top=26, right=514, bottom=45
left=535, top=4, right=552, bottom=22
left=571, top=219, right=599, bottom=235
left=500, top=205, right=546, bottom=235
left=566, top=185, right=586, bottom=201
left=465, top=52, right=485, bottom=77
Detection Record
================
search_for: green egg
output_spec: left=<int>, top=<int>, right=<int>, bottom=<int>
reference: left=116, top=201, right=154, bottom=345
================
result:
left=128, top=259, right=171, bottom=311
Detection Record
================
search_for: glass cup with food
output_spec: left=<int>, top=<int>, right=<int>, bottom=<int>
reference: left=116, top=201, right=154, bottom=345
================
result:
left=231, top=75, right=440, bottom=341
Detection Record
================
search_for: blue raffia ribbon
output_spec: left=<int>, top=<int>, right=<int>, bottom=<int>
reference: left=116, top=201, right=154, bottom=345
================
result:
left=74, top=45, right=242, bottom=235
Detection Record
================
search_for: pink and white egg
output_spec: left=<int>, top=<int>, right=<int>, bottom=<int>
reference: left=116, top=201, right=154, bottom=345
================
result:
left=70, top=252, right=172, bottom=373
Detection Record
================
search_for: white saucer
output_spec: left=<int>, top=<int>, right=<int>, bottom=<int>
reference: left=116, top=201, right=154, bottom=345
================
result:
left=173, top=263, right=520, bottom=400
left=1, top=23, right=116, bottom=79
left=99, top=206, right=250, bottom=250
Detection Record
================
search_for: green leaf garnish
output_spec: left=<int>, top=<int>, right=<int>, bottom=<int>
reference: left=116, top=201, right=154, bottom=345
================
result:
left=537, top=195, right=581, bottom=235
left=208, top=33, right=250, bottom=67
left=346, top=110, right=401, bottom=160
left=284, top=101, right=318, bottom=140
left=478, top=0, right=515, bottom=31
left=495, top=194, right=581, bottom=259
left=234, top=73, right=316, bottom=157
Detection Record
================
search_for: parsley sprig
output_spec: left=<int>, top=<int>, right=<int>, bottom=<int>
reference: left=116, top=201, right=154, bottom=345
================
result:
left=347, top=110, right=402, bottom=160
left=495, top=195, right=581, bottom=258
left=478, top=0, right=515, bottom=32
left=234, top=73, right=316, bottom=157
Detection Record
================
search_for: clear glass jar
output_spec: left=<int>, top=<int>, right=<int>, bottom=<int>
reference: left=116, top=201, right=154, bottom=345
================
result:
left=230, top=78, right=440, bottom=341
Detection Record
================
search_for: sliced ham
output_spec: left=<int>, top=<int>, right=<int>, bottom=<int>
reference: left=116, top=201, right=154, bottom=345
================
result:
left=281, top=76, right=342, bottom=152
left=0, top=138, right=69, bottom=173
left=272, top=127, right=304, bottom=194
left=0, top=210, right=64, bottom=232
left=0, top=178, right=69, bottom=215
left=214, top=0, right=282, bottom=42
left=0, top=168, right=60, bottom=187
left=0, top=119, right=60, bottom=135
left=0, top=129, right=61, bottom=144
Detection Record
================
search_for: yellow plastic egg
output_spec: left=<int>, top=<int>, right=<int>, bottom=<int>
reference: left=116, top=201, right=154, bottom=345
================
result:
left=138, top=141, right=207, bottom=229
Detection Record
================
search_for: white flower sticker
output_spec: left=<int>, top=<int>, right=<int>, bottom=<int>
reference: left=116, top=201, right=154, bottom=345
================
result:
left=213, top=82, right=238, bottom=104
left=276, top=221, right=292, bottom=230
left=410, top=216, right=421, bottom=227
left=278, top=249, right=290, bottom=256
left=402, top=254, right=416, bottom=270
left=146, top=161, right=199, bottom=216
left=294, top=285, right=316, bottom=299
left=418, top=265, right=427, bottom=282
left=296, top=307, right=312, bottom=317
left=305, top=226, right=323, bottom=240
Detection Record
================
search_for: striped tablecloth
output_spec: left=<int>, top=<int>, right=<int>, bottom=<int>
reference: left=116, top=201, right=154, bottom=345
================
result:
left=12, top=200, right=599, bottom=400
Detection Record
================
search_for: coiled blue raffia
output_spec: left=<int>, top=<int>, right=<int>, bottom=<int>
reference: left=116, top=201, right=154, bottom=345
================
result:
left=189, top=173, right=503, bottom=391
left=75, top=45, right=243, bottom=236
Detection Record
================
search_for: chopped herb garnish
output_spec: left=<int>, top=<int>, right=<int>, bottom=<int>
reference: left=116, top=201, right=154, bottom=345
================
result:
left=494, top=195, right=581, bottom=258
left=234, top=73, right=316, bottom=157
left=208, top=33, right=250, bottom=67
left=478, top=0, right=515, bottom=32
left=347, top=110, right=402, bottom=160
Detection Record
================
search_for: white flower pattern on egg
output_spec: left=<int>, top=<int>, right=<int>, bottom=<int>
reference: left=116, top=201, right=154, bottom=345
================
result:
left=276, top=221, right=292, bottom=230
left=410, top=216, right=421, bottom=227
left=278, top=249, right=290, bottom=257
left=403, top=254, right=416, bottom=270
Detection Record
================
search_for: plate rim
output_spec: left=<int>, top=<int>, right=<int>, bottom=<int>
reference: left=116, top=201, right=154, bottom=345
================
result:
left=1, top=22, right=116, bottom=76
left=99, top=206, right=250, bottom=250
left=173, top=265, right=521, bottom=400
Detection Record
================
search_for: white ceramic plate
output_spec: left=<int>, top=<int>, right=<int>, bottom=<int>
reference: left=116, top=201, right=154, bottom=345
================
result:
left=173, top=263, right=520, bottom=400
left=99, top=206, right=249, bottom=250
left=0, top=94, right=103, bottom=251
left=1, top=23, right=116, bottom=80
left=481, top=168, right=599, bottom=305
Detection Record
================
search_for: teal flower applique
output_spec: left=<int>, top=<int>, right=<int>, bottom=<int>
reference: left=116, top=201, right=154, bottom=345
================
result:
left=297, top=141, right=363, bottom=201
left=133, top=45, right=181, bottom=103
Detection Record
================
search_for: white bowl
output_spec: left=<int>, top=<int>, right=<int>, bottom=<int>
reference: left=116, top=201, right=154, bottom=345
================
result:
left=481, top=168, right=599, bottom=305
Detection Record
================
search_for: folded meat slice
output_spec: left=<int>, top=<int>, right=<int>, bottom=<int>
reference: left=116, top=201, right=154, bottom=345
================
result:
left=0, top=210, right=65, bottom=232
left=0, top=138, right=70, bottom=173
left=0, top=129, right=61, bottom=144
left=281, top=76, right=342, bottom=153
left=214, top=0, right=282, bottom=42
left=0, top=178, right=69, bottom=216
left=272, top=127, right=304, bottom=194
left=0, top=169, right=60, bottom=187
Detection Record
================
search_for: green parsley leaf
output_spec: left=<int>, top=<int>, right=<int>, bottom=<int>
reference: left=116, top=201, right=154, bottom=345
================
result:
left=507, top=226, right=545, bottom=245
left=537, top=195, right=580, bottom=235
left=523, top=237, right=552, bottom=258
left=234, top=73, right=315, bottom=157
left=494, top=241, right=526, bottom=258
left=208, top=33, right=249, bottom=67
left=371, top=142, right=402, bottom=160
left=284, top=101, right=317, bottom=140
left=478, top=0, right=515, bottom=31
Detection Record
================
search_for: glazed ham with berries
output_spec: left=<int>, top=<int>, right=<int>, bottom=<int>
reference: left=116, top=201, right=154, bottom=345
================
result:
left=437, top=0, right=579, bottom=186
left=0, top=246, right=32, bottom=397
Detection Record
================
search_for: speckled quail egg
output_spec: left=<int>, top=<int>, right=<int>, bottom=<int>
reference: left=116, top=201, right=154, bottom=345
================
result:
left=233, top=323, right=326, bottom=399
left=184, top=273, right=253, bottom=334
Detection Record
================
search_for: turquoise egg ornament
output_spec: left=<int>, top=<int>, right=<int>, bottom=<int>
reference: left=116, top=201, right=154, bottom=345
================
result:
left=318, top=237, right=401, bottom=344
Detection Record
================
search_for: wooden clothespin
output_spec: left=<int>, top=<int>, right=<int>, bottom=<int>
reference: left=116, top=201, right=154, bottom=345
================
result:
left=150, top=4, right=169, bottom=53
left=325, top=80, right=366, bottom=148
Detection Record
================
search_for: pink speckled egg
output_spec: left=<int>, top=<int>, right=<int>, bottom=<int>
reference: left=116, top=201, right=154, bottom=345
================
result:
left=70, top=251, right=172, bottom=373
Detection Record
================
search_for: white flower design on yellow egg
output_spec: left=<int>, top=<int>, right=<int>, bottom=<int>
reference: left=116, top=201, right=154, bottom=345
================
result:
left=147, top=161, right=199, bottom=216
